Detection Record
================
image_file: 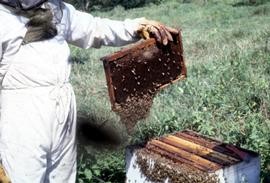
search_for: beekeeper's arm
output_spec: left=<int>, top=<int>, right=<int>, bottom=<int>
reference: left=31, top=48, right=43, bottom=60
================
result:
left=64, top=3, right=178, bottom=49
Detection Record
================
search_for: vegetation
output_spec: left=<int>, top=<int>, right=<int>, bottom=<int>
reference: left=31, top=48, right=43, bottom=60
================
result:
left=65, top=0, right=162, bottom=11
left=70, top=0, right=270, bottom=182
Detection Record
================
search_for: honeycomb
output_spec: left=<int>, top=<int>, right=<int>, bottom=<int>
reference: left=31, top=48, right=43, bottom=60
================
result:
left=101, top=31, right=187, bottom=110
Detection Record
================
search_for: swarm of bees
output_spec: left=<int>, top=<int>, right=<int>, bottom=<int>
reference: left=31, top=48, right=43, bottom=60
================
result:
left=115, top=93, right=154, bottom=134
left=135, top=149, right=219, bottom=183
left=102, top=32, right=186, bottom=134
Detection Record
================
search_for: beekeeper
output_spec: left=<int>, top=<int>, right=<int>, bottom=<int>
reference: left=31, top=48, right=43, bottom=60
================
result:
left=0, top=0, right=178, bottom=182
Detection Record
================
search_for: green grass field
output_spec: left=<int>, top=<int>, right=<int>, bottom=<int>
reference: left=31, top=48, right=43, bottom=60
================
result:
left=71, top=0, right=270, bottom=182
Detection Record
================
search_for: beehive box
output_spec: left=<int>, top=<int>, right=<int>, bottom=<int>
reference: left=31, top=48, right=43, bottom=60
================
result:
left=126, top=130, right=260, bottom=183
left=101, top=31, right=187, bottom=110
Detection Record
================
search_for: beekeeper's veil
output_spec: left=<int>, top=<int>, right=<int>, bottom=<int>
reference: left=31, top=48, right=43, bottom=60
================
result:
left=0, top=0, right=63, bottom=23
left=0, top=0, right=63, bottom=44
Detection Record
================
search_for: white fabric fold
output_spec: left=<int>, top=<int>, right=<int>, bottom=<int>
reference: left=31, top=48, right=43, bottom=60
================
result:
left=0, top=2, right=143, bottom=182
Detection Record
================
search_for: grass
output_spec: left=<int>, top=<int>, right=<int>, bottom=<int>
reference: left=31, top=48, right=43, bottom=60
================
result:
left=71, top=0, right=270, bottom=182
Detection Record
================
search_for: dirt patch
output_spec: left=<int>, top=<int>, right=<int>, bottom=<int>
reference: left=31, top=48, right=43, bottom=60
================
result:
left=135, top=149, right=219, bottom=183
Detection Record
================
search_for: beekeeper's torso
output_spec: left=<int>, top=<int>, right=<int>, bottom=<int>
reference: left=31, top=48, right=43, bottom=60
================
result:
left=0, top=3, right=140, bottom=89
left=0, top=3, right=140, bottom=182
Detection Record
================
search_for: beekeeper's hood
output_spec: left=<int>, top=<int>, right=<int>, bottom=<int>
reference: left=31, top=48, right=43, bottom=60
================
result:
left=0, top=0, right=63, bottom=23
left=0, top=0, right=48, bottom=10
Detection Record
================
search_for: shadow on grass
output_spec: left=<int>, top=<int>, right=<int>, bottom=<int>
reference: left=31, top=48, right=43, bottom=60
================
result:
left=76, top=114, right=127, bottom=182
left=76, top=115, right=125, bottom=149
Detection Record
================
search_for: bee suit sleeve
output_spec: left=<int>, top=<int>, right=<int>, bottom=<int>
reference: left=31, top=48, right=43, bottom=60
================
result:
left=64, top=3, right=143, bottom=49
left=0, top=41, right=2, bottom=61
left=0, top=33, right=2, bottom=61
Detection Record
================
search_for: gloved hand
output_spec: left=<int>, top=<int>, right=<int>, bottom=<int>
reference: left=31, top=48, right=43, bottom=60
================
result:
left=137, top=18, right=179, bottom=45
left=0, top=165, right=11, bottom=183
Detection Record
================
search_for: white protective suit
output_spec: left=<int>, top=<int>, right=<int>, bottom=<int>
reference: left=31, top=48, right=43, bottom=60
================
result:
left=0, top=3, right=141, bottom=183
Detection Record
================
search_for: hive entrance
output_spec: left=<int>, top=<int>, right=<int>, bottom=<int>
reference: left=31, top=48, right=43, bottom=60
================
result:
left=101, top=31, right=186, bottom=132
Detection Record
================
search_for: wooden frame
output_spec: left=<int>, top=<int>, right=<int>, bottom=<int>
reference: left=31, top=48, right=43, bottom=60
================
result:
left=101, top=31, right=187, bottom=110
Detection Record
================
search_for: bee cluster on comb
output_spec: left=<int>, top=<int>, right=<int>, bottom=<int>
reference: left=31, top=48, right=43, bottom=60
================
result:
left=101, top=31, right=186, bottom=132
left=126, top=130, right=260, bottom=183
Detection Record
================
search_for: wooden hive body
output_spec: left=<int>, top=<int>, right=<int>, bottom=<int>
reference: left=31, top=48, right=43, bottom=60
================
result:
left=126, top=131, right=260, bottom=183
left=101, top=32, right=186, bottom=110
